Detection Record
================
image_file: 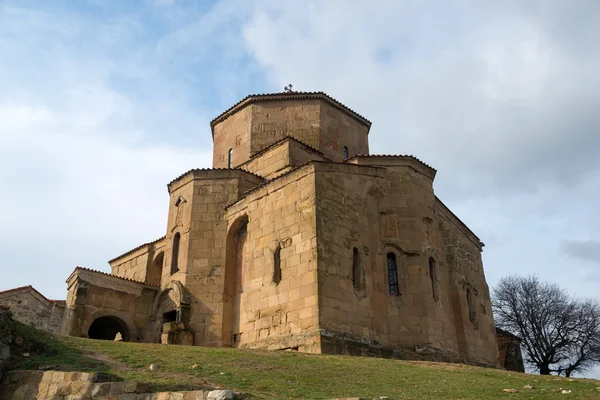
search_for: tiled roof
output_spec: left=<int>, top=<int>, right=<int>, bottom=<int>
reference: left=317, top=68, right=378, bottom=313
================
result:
left=496, top=327, right=522, bottom=341
left=246, top=135, right=326, bottom=161
left=349, top=154, right=437, bottom=172
left=0, top=285, right=62, bottom=303
left=166, top=168, right=265, bottom=189
left=210, top=91, right=372, bottom=137
left=69, top=266, right=160, bottom=288
left=108, top=236, right=166, bottom=264
left=225, top=162, right=314, bottom=210
left=225, top=160, right=385, bottom=210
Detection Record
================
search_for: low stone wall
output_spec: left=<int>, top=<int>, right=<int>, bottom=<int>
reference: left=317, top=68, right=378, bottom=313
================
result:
left=0, top=370, right=240, bottom=400
left=0, top=286, right=65, bottom=335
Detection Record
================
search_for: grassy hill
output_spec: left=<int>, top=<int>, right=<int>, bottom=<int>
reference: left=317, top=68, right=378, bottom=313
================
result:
left=6, top=322, right=600, bottom=399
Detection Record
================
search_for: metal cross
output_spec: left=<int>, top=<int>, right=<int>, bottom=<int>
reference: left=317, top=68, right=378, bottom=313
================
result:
left=284, top=84, right=294, bottom=93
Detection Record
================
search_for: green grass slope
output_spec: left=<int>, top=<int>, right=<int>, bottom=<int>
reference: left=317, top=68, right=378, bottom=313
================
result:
left=6, top=323, right=600, bottom=399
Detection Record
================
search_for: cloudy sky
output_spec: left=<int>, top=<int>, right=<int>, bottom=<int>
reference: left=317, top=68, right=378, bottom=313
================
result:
left=1, top=0, right=599, bottom=376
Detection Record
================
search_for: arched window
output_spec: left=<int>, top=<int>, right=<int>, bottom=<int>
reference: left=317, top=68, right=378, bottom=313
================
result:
left=273, top=245, right=282, bottom=284
left=171, top=232, right=180, bottom=275
left=228, top=148, right=233, bottom=168
left=352, top=247, right=362, bottom=289
left=343, top=146, right=349, bottom=160
left=387, top=252, right=399, bottom=296
left=429, top=257, right=438, bottom=301
left=466, top=288, right=476, bottom=323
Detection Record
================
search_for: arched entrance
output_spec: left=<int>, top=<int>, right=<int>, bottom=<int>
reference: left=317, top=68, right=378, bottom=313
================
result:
left=150, top=281, right=192, bottom=344
left=88, top=316, right=130, bottom=341
left=223, top=215, right=249, bottom=347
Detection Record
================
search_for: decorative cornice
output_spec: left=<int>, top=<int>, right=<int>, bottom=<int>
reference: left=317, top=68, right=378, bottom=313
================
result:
left=166, top=168, right=265, bottom=193
left=210, top=91, right=372, bottom=137
left=347, top=154, right=437, bottom=175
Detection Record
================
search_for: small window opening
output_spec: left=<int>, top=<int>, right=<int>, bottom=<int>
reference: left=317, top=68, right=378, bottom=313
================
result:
left=273, top=245, right=282, bottom=284
left=387, top=252, right=399, bottom=296
left=228, top=148, right=233, bottom=168
left=171, top=232, right=181, bottom=274
left=232, top=333, right=240, bottom=344
left=343, top=146, right=349, bottom=160
left=429, top=257, right=438, bottom=301
left=163, top=310, right=177, bottom=324
left=352, top=247, right=362, bottom=289
left=467, top=288, right=477, bottom=324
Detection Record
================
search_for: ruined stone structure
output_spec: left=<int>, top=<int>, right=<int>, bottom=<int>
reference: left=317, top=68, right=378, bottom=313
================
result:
left=496, top=328, right=525, bottom=372
left=56, top=91, right=499, bottom=366
left=0, top=286, right=65, bottom=335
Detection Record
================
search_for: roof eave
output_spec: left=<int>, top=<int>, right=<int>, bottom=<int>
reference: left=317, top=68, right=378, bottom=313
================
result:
left=209, top=92, right=372, bottom=138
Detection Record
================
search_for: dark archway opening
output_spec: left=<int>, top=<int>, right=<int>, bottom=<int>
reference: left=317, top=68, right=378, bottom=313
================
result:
left=163, top=310, right=177, bottom=324
left=88, top=316, right=130, bottom=341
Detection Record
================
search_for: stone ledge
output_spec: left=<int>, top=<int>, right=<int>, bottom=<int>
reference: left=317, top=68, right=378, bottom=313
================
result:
left=0, top=370, right=248, bottom=400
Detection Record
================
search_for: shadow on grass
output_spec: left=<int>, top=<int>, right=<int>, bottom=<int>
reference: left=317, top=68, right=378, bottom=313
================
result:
left=7, top=322, right=109, bottom=373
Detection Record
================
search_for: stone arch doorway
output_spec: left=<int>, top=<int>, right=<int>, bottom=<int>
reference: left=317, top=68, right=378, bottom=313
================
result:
left=150, top=281, right=193, bottom=344
left=88, top=316, right=130, bottom=341
left=147, top=251, right=164, bottom=286
left=223, top=215, right=249, bottom=347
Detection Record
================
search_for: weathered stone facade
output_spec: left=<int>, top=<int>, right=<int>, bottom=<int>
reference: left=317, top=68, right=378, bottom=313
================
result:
left=58, top=91, right=500, bottom=366
left=496, top=328, right=525, bottom=372
left=0, top=286, right=65, bottom=335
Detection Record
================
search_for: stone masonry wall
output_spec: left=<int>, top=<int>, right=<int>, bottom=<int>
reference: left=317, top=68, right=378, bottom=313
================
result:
left=110, top=247, right=151, bottom=283
left=313, top=160, right=498, bottom=365
left=239, top=138, right=328, bottom=180
left=496, top=329, right=525, bottom=372
left=314, top=162, right=456, bottom=356
left=162, top=170, right=265, bottom=346
left=62, top=269, right=158, bottom=342
left=212, top=98, right=370, bottom=170
left=110, top=240, right=166, bottom=286
left=0, top=370, right=237, bottom=400
left=0, top=287, right=65, bottom=335
left=315, top=163, right=388, bottom=350
left=250, top=100, right=321, bottom=154
left=436, top=199, right=499, bottom=365
left=319, top=101, right=369, bottom=162
left=225, top=164, right=319, bottom=352
left=239, top=139, right=293, bottom=180
left=213, top=106, right=252, bottom=169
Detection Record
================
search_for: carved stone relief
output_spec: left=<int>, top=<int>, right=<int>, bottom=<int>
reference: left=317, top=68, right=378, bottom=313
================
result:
left=381, top=213, right=398, bottom=239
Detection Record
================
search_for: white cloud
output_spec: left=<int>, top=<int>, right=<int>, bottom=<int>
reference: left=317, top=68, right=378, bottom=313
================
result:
left=0, top=4, right=213, bottom=299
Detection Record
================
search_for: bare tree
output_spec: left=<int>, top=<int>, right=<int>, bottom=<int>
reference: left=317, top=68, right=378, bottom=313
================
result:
left=492, top=275, right=600, bottom=376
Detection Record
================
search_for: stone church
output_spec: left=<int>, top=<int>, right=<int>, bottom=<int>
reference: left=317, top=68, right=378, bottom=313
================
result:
left=52, top=91, right=498, bottom=366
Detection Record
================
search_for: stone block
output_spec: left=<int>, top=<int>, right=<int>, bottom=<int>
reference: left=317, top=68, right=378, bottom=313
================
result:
left=0, top=343, right=10, bottom=360
left=123, top=381, right=151, bottom=394
left=109, top=381, right=125, bottom=395
left=91, top=382, right=112, bottom=396
left=207, top=390, right=235, bottom=400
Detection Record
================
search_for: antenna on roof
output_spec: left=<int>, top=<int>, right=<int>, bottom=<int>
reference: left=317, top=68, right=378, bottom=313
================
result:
left=284, top=84, right=294, bottom=93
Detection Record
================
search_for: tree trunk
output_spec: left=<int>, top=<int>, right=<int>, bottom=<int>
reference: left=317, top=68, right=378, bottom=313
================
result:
left=540, top=364, right=551, bottom=375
